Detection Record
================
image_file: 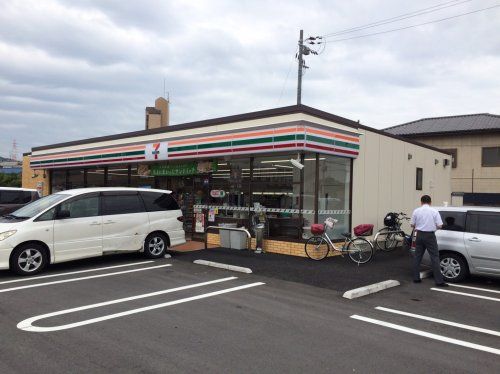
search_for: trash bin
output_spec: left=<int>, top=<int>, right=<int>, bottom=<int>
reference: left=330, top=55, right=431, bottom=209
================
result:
left=254, top=223, right=265, bottom=253
left=230, top=228, right=248, bottom=250
left=219, top=223, right=237, bottom=248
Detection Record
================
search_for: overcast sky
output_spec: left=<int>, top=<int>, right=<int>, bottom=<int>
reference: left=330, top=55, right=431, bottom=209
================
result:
left=0, top=0, right=499, bottom=158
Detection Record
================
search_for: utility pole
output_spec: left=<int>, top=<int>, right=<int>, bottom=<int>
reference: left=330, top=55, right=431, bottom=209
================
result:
left=297, top=30, right=304, bottom=105
left=296, top=30, right=321, bottom=105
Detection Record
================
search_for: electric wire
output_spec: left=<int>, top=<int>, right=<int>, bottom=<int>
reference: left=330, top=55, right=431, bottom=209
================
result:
left=322, top=0, right=472, bottom=38
left=276, top=47, right=298, bottom=105
left=322, top=4, right=500, bottom=43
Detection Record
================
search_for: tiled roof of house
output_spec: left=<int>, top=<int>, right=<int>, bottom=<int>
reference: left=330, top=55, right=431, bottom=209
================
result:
left=385, top=113, right=500, bottom=136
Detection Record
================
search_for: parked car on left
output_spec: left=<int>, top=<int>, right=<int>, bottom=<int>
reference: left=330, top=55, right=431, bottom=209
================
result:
left=0, top=187, right=40, bottom=215
left=0, top=188, right=186, bottom=275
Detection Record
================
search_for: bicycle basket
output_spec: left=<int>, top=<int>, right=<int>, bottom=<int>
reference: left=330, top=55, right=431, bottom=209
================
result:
left=353, top=224, right=374, bottom=236
left=310, top=224, right=325, bottom=235
left=383, top=213, right=397, bottom=227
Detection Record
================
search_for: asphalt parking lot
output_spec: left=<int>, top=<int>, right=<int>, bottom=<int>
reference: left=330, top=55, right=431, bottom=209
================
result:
left=0, top=250, right=498, bottom=373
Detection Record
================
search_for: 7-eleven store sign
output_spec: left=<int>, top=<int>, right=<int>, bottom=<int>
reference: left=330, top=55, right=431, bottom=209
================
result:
left=145, top=142, right=168, bottom=161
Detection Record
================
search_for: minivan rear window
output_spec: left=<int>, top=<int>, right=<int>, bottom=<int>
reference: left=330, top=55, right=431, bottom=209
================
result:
left=140, top=192, right=180, bottom=212
left=102, top=193, right=145, bottom=215
left=0, top=190, right=33, bottom=204
left=439, top=211, right=466, bottom=232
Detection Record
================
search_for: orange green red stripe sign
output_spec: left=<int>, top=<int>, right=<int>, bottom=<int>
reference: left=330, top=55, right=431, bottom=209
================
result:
left=30, top=124, right=359, bottom=169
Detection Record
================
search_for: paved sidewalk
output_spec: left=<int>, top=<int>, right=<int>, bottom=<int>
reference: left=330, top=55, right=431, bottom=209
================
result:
left=172, top=246, right=414, bottom=293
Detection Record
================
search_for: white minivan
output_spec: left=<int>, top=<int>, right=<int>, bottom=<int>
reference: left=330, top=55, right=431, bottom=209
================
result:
left=0, top=188, right=186, bottom=275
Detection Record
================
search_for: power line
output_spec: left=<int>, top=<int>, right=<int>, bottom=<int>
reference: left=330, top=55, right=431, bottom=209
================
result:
left=322, top=0, right=472, bottom=38
left=277, top=47, right=298, bottom=106
left=322, top=4, right=500, bottom=43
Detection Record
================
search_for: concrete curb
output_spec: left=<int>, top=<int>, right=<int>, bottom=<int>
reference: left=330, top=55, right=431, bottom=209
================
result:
left=193, top=260, right=253, bottom=274
left=343, top=280, right=400, bottom=299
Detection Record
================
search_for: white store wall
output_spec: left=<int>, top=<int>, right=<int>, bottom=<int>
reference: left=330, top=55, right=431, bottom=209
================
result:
left=352, top=129, right=452, bottom=235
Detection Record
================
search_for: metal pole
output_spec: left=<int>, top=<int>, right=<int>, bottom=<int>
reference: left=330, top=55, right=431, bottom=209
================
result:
left=297, top=29, right=303, bottom=105
left=471, top=168, right=474, bottom=193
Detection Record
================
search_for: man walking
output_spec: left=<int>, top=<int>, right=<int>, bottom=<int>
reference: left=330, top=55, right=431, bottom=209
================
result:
left=410, top=195, right=448, bottom=287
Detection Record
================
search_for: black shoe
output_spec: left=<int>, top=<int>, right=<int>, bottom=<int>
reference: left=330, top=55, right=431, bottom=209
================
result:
left=435, top=283, right=449, bottom=287
left=413, top=279, right=421, bottom=283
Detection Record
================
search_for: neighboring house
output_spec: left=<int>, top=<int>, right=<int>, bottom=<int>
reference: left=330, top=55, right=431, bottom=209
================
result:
left=385, top=113, right=500, bottom=206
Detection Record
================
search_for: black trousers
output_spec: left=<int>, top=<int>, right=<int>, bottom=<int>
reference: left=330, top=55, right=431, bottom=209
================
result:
left=412, top=231, right=444, bottom=284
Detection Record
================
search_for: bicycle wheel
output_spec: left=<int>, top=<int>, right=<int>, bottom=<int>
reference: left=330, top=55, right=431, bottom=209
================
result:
left=375, top=227, right=398, bottom=251
left=305, top=236, right=330, bottom=260
left=347, top=237, right=374, bottom=264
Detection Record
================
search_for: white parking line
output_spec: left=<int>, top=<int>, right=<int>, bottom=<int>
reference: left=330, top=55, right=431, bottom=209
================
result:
left=0, top=264, right=172, bottom=293
left=431, top=288, right=500, bottom=302
left=0, top=261, right=155, bottom=285
left=351, top=315, right=500, bottom=356
left=17, top=276, right=237, bottom=332
left=375, top=306, right=500, bottom=337
left=18, top=281, right=265, bottom=332
left=448, top=283, right=500, bottom=295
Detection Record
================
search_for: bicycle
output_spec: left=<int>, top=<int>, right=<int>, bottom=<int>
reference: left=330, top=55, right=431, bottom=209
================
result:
left=304, top=218, right=374, bottom=264
left=374, top=212, right=410, bottom=251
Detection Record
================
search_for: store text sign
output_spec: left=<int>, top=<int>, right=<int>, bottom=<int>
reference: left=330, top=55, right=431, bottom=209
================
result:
left=210, top=190, right=226, bottom=198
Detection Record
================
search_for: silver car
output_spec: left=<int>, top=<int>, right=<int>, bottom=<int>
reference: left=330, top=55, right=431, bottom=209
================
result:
left=423, top=206, right=500, bottom=282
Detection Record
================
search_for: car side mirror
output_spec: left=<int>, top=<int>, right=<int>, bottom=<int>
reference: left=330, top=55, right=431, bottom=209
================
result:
left=57, top=210, right=71, bottom=219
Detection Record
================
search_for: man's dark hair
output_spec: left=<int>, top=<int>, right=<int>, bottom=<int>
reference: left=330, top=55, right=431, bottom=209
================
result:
left=421, top=195, right=432, bottom=204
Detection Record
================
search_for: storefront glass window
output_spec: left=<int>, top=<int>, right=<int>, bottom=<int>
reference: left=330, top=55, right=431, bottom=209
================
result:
left=51, top=170, right=66, bottom=192
left=107, top=165, right=129, bottom=187
left=67, top=169, right=85, bottom=190
left=210, top=158, right=251, bottom=228
left=86, top=168, right=106, bottom=188
left=302, top=153, right=317, bottom=231
left=317, top=155, right=351, bottom=239
left=252, top=154, right=301, bottom=239
left=130, top=165, right=155, bottom=188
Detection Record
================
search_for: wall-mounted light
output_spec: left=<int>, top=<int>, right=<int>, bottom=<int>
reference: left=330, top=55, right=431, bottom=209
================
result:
left=408, top=153, right=412, bottom=160
left=435, top=159, right=439, bottom=165
left=443, top=159, right=450, bottom=167
left=31, top=172, right=38, bottom=178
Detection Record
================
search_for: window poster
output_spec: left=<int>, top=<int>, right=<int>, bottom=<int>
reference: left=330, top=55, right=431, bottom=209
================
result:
left=195, top=213, right=205, bottom=233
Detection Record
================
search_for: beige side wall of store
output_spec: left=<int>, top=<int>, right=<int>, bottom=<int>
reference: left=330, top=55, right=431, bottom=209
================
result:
left=352, top=130, right=452, bottom=235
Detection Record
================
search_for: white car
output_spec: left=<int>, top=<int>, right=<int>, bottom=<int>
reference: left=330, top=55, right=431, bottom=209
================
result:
left=423, top=206, right=500, bottom=282
left=0, top=188, right=186, bottom=275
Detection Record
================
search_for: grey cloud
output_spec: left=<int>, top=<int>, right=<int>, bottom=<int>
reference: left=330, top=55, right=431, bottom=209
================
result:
left=0, top=0, right=499, bottom=158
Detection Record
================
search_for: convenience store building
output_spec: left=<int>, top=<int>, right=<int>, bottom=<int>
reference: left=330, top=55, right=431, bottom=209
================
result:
left=23, top=105, right=452, bottom=256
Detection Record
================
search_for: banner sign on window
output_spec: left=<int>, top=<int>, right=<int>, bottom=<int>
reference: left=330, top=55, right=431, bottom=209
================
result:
left=149, top=161, right=218, bottom=176
left=195, top=213, right=205, bottom=233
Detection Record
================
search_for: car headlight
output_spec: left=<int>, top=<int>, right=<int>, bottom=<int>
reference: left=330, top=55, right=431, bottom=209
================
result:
left=0, top=230, right=17, bottom=241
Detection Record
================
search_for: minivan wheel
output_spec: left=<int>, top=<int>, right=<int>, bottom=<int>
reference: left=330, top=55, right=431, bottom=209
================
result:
left=10, top=243, right=48, bottom=276
left=440, top=253, right=468, bottom=283
left=144, top=233, right=168, bottom=258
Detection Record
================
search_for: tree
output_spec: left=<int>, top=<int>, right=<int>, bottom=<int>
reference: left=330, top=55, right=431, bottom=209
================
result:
left=0, top=173, right=21, bottom=187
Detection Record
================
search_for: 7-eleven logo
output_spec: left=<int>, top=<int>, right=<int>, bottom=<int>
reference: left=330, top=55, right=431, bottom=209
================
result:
left=152, top=143, right=161, bottom=159
left=146, top=142, right=168, bottom=161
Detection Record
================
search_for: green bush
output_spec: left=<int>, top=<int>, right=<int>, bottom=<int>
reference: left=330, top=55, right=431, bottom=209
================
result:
left=0, top=173, right=21, bottom=187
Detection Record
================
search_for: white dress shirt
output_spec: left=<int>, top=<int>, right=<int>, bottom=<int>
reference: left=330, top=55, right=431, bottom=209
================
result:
left=410, top=204, right=443, bottom=232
